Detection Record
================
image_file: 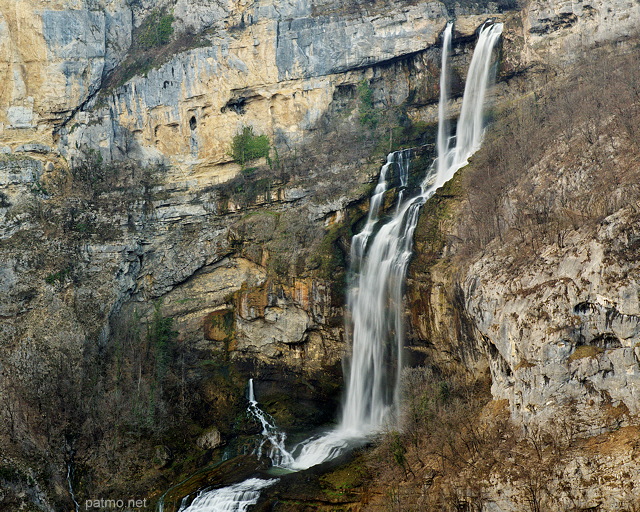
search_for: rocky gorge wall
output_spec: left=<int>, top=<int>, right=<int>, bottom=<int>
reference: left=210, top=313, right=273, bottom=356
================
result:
left=2, top=0, right=640, bottom=509
left=0, top=0, right=475, bottom=507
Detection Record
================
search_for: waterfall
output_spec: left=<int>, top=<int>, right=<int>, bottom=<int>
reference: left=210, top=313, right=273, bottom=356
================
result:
left=177, top=478, right=278, bottom=512
left=246, top=379, right=294, bottom=467
left=350, top=152, right=396, bottom=265
left=67, top=463, right=80, bottom=512
left=169, top=20, right=503, bottom=510
left=435, top=22, right=503, bottom=188
left=436, top=22, right=453, bottom=179
left=343, top=148, right=412, bottom=431
left=286, top=21, right=503, bottom=470
left=176, top=381, right=284, bottom=512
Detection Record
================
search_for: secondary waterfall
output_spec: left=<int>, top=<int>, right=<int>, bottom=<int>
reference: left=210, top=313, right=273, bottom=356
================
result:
left=434, top=22, right=503, bottom=188
left=246, top=379, right=294, bottom=467
left=437, top=23, right=453, bottom=179
left=172, top=20, right=502, bottom=511
left=177, top=479, right=278, bottom=512
left=67, top=463, right=80, bottom=512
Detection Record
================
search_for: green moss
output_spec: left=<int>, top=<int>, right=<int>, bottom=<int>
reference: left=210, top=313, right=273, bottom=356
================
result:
left=30, top=179, right=49, bottom=197
left=358, top=80, right=379, bottom=129
left=0, top=153, right=33, bottom=163
left=311, top=225, right=343, bottom=276
left=388, top=119, right=438, bottom=153
left=139, top=10, right=175, bottom=49
left=413, top=169, right=464, bottom=268
left=239, top=210, right=280, bottom=221
left=320, top=459, right=369, bottom=496
left=148, top=302, right=178, bottom=383
left=0, top=464, right=26, bottom=482
left=208, top=310, right=235, bottom=342
left=568, top=345, right=604, bottom=362
left=72, top=222, right=90, bottom=233
left=175, top=297, right=197, bottom=304
left=45, top=267, right=70, bottom=285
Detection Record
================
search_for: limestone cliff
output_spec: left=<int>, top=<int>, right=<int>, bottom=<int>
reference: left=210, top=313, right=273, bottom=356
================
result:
left=1, top=0, right=640, bottom=509
left=0, top=0, right=466, bottom=507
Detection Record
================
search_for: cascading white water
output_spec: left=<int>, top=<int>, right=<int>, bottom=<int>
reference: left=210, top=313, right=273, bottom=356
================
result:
left=343, top=148, right=412, bottom=431
left=67, top=463, right=80, bottom=512
left=286, top=21, right=503, bottom=471
left=436, top=23, right=454, bottom=179
left=246, top=379, right=294, bottom=467
left=435, top=22, right=503, bottom=188
left=350, top=152, right=396, bottom=265
left=168, top=21, right=503, bottom=511
left=177, top=478, right=278, bottom=512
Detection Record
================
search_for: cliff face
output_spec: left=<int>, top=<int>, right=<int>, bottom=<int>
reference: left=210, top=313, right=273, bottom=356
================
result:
left=2, top=0, right=640, bottom=509
left=1, top=0, right=450, bottom=182
left=404, top=15, right=640, bottom=509
left=0, top=0, right=469, bottom=507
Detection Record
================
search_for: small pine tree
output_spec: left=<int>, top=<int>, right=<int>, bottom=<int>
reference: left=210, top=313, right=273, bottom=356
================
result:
left=230, top=126, right=271, bottom=167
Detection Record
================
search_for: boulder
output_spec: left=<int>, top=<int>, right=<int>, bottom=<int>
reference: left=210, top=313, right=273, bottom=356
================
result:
left=196, top=427, right=224, bottom=451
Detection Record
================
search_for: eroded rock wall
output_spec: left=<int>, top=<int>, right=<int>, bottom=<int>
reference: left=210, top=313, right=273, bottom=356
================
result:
left=2, top=0, right=640, bottom=508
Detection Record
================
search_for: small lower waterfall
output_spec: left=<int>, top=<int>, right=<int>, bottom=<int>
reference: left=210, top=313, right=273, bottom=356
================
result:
left=67, top=463, right=80, bottom=512
left=170, top=20, right=502, bottom=511
left=246, top=379, right=294, bottom=467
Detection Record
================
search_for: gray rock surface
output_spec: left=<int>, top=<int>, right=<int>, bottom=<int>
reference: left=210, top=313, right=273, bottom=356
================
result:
left=274, top=3, right=448, bottom=80
left=15, top=143, right=52, bottom=154
left=196, top=427, right=223, bottom=450
left=465, top=208, right=640, bottom=431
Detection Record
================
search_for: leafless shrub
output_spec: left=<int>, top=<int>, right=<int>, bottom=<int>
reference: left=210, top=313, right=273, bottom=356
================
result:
left=456, top=45, right=640, bottom=265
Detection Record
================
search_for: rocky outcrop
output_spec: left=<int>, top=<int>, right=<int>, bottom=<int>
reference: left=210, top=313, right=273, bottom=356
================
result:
left=525, top=0, right=640, bottom=51
left=0, top=0, right=132, bottom=134
left=62, top=1, right=454, bottom=183
left=465, top=210, right=640, bottom=432
left=404, top=23, right=640, bottom=509
left=196, top=426, right=223, bottom=450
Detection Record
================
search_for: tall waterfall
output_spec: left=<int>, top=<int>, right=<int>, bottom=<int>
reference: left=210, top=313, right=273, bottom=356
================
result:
left=173, top=20, right=502, bottom=511
left=437, top=23, right=453, bottom=178
left=288, top=21, right=502, bottom=470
